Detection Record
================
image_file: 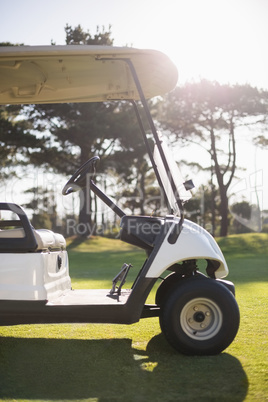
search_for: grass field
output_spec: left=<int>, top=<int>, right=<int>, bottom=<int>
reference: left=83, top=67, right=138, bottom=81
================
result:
left=0, top=233, right=267, bottom=401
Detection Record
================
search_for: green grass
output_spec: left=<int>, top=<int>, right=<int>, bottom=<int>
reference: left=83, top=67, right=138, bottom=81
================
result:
left=0, top=233, right=267, bottom=401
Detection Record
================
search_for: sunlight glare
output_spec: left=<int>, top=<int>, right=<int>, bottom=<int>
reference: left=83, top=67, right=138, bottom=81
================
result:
left=130, top=0, right=267, bottom=88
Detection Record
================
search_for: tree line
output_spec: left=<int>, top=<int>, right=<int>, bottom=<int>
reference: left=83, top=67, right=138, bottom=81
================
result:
left=1, top=25, right=268, bottom=237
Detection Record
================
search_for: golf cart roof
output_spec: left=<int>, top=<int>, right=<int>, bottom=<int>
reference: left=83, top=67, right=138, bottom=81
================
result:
left=0, top=45, right=178, bottom=105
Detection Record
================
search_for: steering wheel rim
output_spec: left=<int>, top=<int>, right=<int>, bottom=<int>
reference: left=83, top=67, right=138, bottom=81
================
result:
left=62, top=156, right=100, bottom=195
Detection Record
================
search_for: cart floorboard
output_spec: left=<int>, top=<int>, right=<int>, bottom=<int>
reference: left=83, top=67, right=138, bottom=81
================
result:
left=48, top=289, right=131, bottom=306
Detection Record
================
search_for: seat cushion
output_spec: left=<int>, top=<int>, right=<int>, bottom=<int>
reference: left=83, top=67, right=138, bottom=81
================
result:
left=0, top=228, right=66, bottom=251
left=33, top=229, right=66, bottom=250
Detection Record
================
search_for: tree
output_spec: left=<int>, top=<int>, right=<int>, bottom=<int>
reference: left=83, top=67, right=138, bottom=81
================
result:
left=254, top=135, right=268, bottom=148
left=0, top=42, right=24, bottom=47
left=230, top=201, right=253, bottom=234
left=158, top=80, right=268, bottom=236
left=1, top=28, right=151, bottom=235
left=23, top=187, right=58, bottom=231
left=23, top=25, right=147, bottom=236
left=0, top=106, right=45, bottom=181
left=65, top=24, right=113, bottom=46
left=0, top=43, right=45, bottom=182
left=184, top=184, right=221, bottom=234
left=28, top=25, right=116, bottom=236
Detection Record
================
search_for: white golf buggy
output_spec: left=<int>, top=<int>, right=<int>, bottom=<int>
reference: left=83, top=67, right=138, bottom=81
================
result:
left=0, top=46, right=239, bottom=355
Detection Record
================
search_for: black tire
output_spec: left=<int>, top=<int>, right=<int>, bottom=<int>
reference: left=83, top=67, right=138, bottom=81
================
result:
left=156, top=272, right=208, bottom=306
left=160, top=277, right=240, bottom=355
left=155, top=273, right=183, bottom=306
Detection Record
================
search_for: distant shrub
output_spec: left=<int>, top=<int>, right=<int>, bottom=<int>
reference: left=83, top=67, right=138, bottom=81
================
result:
left=261, top=224, right=268, bottom=233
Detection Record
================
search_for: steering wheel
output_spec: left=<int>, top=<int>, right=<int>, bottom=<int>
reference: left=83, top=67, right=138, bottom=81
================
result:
left=62, top=156, right=100, bottom=195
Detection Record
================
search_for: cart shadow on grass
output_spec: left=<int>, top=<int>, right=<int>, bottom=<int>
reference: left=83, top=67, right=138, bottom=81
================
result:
left=0, top=334, right=248, bottom=401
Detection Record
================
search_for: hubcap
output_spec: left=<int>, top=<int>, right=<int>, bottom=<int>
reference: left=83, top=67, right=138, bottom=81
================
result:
left=180, top=298, right=223, bottom=340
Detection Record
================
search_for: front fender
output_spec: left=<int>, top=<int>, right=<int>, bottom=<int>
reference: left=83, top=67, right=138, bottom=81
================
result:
left=145, top=219, right=228, bottom=279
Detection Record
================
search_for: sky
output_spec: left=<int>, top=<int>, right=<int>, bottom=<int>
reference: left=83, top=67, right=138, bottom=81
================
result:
left=1, top=0, right=268, bottom=89
left=1, top=0, right=268, bottom=214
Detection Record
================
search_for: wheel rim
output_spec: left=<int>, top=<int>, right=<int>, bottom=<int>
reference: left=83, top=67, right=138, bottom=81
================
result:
left=180, top=297, right=223, bottom=341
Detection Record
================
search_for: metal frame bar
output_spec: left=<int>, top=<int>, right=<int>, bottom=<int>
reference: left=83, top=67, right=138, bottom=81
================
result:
left=125, top=60, right=184, bottom=218
left=131, top=100, right=171, bottom=212
left=96, top=56, right=185, bottom=237
left=90, top=180, right=125, bottom=218
left=98, top=57, right=184, bottom=217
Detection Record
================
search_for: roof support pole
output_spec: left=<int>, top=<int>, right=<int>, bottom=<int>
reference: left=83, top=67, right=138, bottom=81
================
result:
left=125, top=59, right=184, bottom=221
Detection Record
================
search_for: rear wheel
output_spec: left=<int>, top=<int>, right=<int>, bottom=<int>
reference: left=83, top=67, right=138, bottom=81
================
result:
left=160, top=277, right=240, bottom=355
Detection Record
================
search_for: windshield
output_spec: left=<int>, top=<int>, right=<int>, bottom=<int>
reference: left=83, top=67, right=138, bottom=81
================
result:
left=153, top=135, right=193, bottom=215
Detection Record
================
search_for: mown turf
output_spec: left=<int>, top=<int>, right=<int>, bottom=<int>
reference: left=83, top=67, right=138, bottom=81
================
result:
left=0, top=233, right=267, bottom=401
